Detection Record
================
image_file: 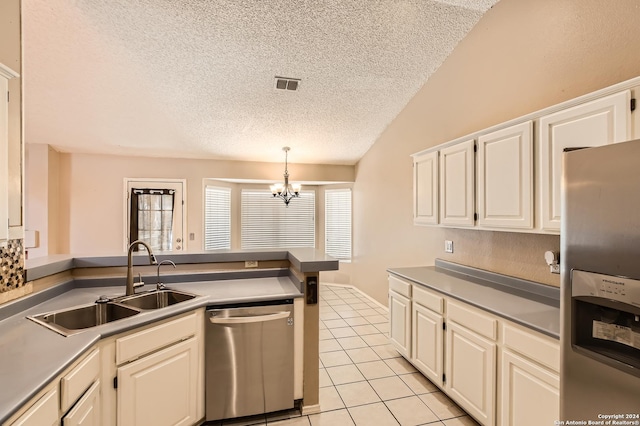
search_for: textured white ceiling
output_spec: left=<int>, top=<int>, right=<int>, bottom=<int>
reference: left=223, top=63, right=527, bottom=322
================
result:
left=22, top=0, right=498, bottom=165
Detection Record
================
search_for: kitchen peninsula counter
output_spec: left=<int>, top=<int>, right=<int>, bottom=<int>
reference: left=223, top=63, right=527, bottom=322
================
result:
left=26, top=248, right=338, bottom=281
left=2, top=249, right=337, bottom=424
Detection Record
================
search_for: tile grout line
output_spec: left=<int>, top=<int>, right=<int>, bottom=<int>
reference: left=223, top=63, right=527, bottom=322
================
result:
left=317, top=284, right=475, bottom=426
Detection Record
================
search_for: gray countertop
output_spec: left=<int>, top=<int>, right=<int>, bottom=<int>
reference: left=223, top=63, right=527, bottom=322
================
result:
left=26, top=248, right=339, bottom=281
left=0, top=275, right=303, bottom=424
left=387, top=261, right=560, bottom=339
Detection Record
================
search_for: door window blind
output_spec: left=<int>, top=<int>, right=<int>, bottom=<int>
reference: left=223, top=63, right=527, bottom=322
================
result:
left=241, top=189, right=315, bottom=249
left=204, top=186, right=231, bottom=250
left=325, top=189, right=352, bottom=260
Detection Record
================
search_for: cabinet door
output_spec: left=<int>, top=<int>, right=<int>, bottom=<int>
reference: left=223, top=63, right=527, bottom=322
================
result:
left=118, top=337, right=198, bottom=426
left=439, top=140, right=475, bottom=227
left=411, top=303, right=443, bottom=386
left=539, top=90, right=630, bottom=232
left=477, top=121, right=533, bottom=229
left=9, top=387, right=58, bottom=426
left=413, top=150, right=438, bottom=225
left=388, top=290, right=411, bottom=358
left=63, top=381, right=101, bottom=426
left=500, top=350, right=559, bottom=426
left=445, top=322, right=496, bottom=426
left=0, top=66, right=12, bottom=244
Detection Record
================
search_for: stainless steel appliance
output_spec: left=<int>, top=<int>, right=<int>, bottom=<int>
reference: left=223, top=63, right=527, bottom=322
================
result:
left=561, top=140, right=640, bottom=421
left=205, top=299, right=294, bottom=422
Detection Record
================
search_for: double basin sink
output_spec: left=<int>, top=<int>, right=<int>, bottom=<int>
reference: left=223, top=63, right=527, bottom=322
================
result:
left=28, top=289, right=197, bottom=337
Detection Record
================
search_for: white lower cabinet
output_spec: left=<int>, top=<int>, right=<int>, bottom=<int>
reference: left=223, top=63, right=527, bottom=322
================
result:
left=500, top=351, right=558, bottom=426
left=389, top=275, right=560, bottom=426
left=445, top=321, right=496, bottom=426
left=499, top=322, right=559, bottom=426
left=113, top=310, right=204, bottom=426
left=6, top=347, right=101, bottom=426
left=389, top=290, right=411, bottom=358
left=62, top=381, right=101, bottom=426
left=5, top=309, right=204, bottom=426
left=8, top=387, right=59, bottom=426
left=411, top=286, right=444, bottom=386
left=388, top=276, right=412, bottom=358
left=117, top=337, right=199, bottom=426
left=412, top=304, right=443, bottom=385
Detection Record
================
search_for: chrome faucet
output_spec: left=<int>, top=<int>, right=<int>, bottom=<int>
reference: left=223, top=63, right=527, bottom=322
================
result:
left=126, top=240, right=158, bottom=296
left=156, top=260, right=176, bottom=291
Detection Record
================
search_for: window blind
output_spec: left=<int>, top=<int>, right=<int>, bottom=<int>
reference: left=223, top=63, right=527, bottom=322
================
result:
left=241, top=189, right=315, bottom=249
left=325, top=188, right=352, bottom=260
left=204, top=186, right=231, bottom=250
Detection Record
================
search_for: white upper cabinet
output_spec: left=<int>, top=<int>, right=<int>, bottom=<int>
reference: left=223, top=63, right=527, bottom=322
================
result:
left=412, top=150, right=439, bottom=225
left=439, top=140, right=475, bottom=227
left=0, top=63, right=19, bottom=246
left=539, top=90, right=631, bottom=232
left=477, top=121, right=533, bottom=229
left=412, top=78, right=638, bottom=234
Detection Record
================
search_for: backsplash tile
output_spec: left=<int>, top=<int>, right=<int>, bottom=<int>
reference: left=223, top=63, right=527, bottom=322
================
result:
left=1, top=239, right=25, bottom=292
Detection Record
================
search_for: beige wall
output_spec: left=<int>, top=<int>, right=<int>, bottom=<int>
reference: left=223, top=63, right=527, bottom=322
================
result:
left=26, top=149, right=354, bottom=255
left=25, top=144, right=61, bottom=257
left=352, top=0, right=640, bottom=304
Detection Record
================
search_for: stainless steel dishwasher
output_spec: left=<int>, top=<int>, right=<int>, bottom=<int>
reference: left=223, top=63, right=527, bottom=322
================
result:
left=205, top=299, right=294, bottom=422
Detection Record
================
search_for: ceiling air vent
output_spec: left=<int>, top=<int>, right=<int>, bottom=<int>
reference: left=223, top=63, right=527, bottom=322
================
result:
left=275, top=76, right=301, bottom=91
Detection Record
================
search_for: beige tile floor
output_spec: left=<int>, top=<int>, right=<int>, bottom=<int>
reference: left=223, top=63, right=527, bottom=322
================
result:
left=209, top=284, right=480, bottom=426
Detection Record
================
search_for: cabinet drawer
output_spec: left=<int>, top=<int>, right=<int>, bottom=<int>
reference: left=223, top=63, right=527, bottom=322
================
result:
left=116, top=312, right=198, bottom=365
left=412, top=285, right=443, bottom=314
left=60, top=348, right=100, bottom=413
left=448, top=301, right=497, bottom=340
left=62, top=380, right=101, bottom=426
left=502, top=323, right=559, bottom=372
left=389, top=275, right=411, bottom=298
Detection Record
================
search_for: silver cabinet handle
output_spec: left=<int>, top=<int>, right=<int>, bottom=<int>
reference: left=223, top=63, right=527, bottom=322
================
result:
left=209, top=311, right=290, bottom=324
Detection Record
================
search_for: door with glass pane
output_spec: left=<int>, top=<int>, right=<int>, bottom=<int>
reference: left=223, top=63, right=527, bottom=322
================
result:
left=125, top=180, right=185, bottom=252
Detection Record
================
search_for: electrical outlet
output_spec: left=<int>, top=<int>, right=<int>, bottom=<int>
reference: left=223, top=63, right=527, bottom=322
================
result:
left=245, top=260, right=258, bottom=268
left=444, top=240, right=454, bottom=253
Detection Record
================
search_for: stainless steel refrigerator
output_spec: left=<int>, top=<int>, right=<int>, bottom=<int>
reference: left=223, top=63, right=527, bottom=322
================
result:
left=561, top=139, right=640, bottom=421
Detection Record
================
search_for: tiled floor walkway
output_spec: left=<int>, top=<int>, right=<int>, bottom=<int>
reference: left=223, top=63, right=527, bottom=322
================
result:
left=213, top=284, right=479, bottom=426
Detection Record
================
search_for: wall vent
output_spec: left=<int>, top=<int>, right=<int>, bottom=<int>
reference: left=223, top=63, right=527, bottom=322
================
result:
left=275, top=76, right=301, bottom=91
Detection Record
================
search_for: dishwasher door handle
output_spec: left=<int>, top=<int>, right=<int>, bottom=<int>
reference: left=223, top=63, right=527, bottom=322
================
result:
left=208, top=311, right=290, bottom=324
